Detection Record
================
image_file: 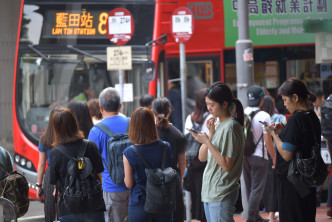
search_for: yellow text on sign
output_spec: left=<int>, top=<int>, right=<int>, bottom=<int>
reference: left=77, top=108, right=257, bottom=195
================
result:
left=107, top=46, right=132, bottom=71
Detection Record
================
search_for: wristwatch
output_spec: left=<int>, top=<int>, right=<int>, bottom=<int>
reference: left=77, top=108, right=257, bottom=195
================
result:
left=36, top=183, right=42, bottom=188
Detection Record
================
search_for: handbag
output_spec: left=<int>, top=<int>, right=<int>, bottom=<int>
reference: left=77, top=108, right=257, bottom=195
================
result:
left=287, top=113, right=328, bottom=198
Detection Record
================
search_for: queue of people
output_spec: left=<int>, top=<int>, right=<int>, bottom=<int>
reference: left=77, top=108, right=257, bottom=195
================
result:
left=3, top=76, right=327, bottom=222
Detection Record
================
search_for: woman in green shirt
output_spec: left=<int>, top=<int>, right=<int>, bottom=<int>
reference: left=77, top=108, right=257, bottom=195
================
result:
left=189, top=82, right=244, bottom=222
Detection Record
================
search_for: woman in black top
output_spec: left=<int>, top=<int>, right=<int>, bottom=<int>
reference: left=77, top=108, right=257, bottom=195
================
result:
left=264, top=78, right=320, bottom=222
left=49, top=107, right=105, bottom=222
left=152, top=97, right=186, bottom=222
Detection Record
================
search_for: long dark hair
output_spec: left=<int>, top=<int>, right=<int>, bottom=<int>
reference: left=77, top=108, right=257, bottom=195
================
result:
left=191, top=88, right=208, bottom=124
left=40, top=108, right=57, bottom=149
left=68, top=100, right=93, bottom=138
left=205, top=82, right=244, bottom=125
left=261, top=95, right=275, bottom=116
left=278, top=78, right=316, bottom=103
left=152, top=97, right=172, bottom=130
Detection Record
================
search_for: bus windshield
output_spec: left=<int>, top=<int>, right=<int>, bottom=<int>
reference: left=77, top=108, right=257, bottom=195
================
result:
left=16, top=51, right=149, bottom=144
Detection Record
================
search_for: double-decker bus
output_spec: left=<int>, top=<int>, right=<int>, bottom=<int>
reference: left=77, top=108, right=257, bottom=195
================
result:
left=14, top=0, right=332, bottom=199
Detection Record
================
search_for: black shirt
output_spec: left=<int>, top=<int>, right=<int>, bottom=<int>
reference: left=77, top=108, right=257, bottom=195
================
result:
left=49, top=139, right=104, bottom=216
left=157, top=125, right=187, bottom=170
left=276, top=109, right=321, bottom=176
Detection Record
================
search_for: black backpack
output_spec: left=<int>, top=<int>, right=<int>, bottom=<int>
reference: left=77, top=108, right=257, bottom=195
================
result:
left=244, top=110, right=263, bottom=157
left=131, top=142, right=177, bottom=214
left=321, top=94, right=332, bottom=140
left=185, top=115, right=208, bottom=169
left=96, top=118, right=132, bottom=185
left=57, top=139, right=105, bottom=214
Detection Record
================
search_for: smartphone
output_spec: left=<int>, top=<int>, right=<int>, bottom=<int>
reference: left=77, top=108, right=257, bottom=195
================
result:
left=38, top=187, right=44, bottom=197
left=186, top=128, right=198, bottom=134
left=258, top=121, right=268, bottom=126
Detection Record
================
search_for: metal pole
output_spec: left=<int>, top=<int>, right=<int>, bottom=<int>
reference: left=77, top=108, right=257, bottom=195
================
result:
left=119, top=70, right=124, bottom=101
left=236, top=1, right=253, bottom=219
left=180, top=43, right=186, bottom=134
left=236, top=0, right=253, bottom=109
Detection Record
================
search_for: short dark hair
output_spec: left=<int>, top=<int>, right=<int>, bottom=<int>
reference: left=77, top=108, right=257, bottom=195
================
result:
left=129, top=107, right=158, bottom=144
left=52, top=107, right=84, bottom=147
left=99, top=87, right=120, bottom=112
left=139, top=94, right=154, bottom=107
left=278, top=78, right=316, bottom=103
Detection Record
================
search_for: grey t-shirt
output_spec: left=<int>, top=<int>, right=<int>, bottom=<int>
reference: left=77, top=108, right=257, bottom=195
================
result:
left=201, top=117, right=244, bottom=203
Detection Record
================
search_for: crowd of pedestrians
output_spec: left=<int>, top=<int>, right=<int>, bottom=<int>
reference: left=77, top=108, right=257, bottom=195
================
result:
left=2, top=77, right=332, bottom=222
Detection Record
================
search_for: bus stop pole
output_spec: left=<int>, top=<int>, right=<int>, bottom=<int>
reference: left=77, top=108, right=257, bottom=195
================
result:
left=180, top=42, right=192, bottom=222
left=180, top=43, right=186, bottom=135
left=119, top=70, right=124, bottom=102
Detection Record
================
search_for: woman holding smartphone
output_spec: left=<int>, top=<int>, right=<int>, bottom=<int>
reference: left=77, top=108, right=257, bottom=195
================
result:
left=189, top=82, right=244, bottom=222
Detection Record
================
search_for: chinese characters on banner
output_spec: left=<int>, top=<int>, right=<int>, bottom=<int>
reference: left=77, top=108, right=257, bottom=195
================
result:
left=232, top=0, right=328, bottom=15
left=52, top=10, right=108, bottom=36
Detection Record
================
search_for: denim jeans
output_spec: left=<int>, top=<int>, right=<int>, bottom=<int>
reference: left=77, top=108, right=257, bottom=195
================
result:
left=128, top=205, right=171, bottom=222
left=203, top=188, right=239, bottom=222
left=59, top=211, right=105, bottom=222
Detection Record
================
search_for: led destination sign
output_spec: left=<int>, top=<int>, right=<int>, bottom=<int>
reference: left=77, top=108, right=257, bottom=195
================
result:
left=44, top=9, right=109, bottom=38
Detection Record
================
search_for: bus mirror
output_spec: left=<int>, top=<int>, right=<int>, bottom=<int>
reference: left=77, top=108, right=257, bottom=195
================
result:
left=144, top=60, right=155, bottom=82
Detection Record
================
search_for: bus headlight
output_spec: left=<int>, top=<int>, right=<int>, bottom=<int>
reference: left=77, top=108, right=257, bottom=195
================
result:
left=14, top=154, right=37, bottom=172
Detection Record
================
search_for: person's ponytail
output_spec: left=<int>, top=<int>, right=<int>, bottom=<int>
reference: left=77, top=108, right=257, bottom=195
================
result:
left=233, top=98, right=244, bottom=127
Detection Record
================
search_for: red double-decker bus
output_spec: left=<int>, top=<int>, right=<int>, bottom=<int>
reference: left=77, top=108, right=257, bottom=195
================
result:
left=14, top=0, right=332, bottom=199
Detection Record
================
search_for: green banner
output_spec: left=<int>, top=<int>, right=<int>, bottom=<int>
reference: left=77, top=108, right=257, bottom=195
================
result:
left=224, top=0, right=332, bottom=47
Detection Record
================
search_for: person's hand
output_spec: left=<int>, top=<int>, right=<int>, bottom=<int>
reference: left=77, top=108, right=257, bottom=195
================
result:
left=274, top=122, right=284, bottom=135
left=37, top=186, right=44, bottom=199
left=264, top=123, right=275, bottom=135
left=189, top=130, right=210, bottom=145
left=206, top=117, right=216, bottom=136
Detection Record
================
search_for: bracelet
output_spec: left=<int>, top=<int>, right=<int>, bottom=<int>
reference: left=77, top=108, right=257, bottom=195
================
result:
left=36, top=183, right=42, bottom=188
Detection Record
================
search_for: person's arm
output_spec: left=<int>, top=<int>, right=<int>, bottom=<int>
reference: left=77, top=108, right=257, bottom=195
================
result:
left=264, top=133, right=276, bottom=168
left=265, top=125, right=294, bottom=162
left=36, top=151, right=47, bottom=197
left=177, top=150, right=186, bottom=180
left=193, top=132, right=234, bottom=172
left=123, top=155, right=134, bottom=189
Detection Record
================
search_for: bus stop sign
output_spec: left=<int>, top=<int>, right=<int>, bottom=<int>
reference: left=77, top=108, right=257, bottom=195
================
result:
left=106, top=8, right=135, bottom=46
left=171, top=7, right=194, bottom=43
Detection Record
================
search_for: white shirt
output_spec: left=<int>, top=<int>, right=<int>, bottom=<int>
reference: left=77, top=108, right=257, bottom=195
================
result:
left=184, top=113, right=212, bottom=135
left=244, top=107, right=271, bottom=160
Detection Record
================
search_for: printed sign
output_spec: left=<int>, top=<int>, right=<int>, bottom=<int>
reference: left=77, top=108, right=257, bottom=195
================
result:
left=107, top=46, right=132, bottom=70
left=115, top=83, right=134, bottom=102
left=107, top=8, right=134, bottom=45
left=171, top=7, right=194, bottom=43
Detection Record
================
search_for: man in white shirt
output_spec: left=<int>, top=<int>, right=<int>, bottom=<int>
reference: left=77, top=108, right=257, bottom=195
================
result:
left=241, top=85, right=276, bottom=222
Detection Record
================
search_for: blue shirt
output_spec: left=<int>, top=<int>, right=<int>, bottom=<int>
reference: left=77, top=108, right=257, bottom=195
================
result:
left=88, top=115, right=129, bottom=192
left=38, top=143, right=51, bottom=165
left=123, top=140, right=172, bottom=206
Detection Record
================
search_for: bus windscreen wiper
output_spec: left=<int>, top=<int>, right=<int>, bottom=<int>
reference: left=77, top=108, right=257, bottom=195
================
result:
left=28, top=45, right=50, bottom=62
left=67, top=45, right=106, bottom=63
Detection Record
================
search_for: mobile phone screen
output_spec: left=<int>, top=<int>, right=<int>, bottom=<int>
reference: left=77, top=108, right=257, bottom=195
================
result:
left=186, top=128, right=198, bottom=134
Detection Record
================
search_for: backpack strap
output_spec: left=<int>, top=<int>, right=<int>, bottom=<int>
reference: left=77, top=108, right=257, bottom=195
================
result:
left=95, top=121, right=115, bottom=137
left=57, top=140, right=88, bottom=160
left=131, top=142, right=167, bottom=169
left=131, top=146, right=151, bottom=168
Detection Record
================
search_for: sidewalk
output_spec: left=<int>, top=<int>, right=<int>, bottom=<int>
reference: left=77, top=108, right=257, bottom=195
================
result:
left=233, top=204, right=331, bottom=222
